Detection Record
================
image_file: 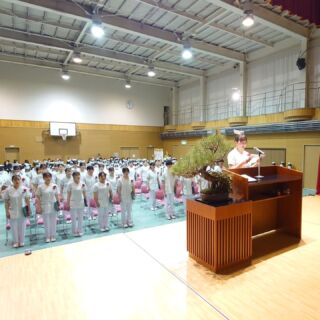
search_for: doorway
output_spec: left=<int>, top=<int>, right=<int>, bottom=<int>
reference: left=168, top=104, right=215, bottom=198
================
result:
left=4, top=147, right=20, bottom=163
left=120, top=147, right=140, bottom=159
left=304, top=145, right=320, bottom=189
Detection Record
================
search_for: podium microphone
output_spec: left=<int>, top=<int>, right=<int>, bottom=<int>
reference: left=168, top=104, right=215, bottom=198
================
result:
left=254, top=147, right=265, bottom=155
left=253, top=147, right=264, bottom=180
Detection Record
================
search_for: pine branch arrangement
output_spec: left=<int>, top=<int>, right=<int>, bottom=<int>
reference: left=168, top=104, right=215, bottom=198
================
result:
left=172, top=134, right=232, bottom=194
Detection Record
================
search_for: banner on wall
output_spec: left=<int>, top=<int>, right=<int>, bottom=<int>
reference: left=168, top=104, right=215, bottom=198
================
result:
left=154, top=148, right=164, bottom=160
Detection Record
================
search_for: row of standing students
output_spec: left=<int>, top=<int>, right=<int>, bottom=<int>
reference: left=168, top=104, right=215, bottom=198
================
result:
left=3, top=159, right=201, bottom=248
left=3, top=167, right=135, bottom=247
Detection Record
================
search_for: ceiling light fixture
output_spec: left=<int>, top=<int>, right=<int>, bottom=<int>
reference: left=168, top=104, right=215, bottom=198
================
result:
left=72, top=52, right=82, bottom=64
left=91, top=15, right=105, bottom=38
left=61, top=68, right=70, bottom=81
left=147, top=64, right=156, bottom=77
left=125, top=79, right=132, bottom=89
left=242, top=0, right=255, bottom=28
left=182, top=40, right=193, bottom=60
left=231, top=88, right=241, bottom=101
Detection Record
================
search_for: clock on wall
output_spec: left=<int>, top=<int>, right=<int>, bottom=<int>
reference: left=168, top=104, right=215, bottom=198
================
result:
left=126, top=100, right=134, bottom=110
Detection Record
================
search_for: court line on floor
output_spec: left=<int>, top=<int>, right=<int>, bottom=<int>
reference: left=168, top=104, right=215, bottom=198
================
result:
left=125, top=233, right=231, bottom=320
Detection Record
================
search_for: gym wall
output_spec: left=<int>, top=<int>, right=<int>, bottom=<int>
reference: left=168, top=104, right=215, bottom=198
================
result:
left=163, top=109, right=320, bottom=188
left=0, top=61, right=171, bottom=126
left=0, top=120, right=162, bottom=162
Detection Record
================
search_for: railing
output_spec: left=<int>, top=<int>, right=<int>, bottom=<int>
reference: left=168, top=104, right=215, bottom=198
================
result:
left=174, top=82, right=320, bottom=125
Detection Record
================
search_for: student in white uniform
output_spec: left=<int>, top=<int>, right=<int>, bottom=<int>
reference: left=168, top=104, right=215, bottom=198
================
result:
left=162, top=160, right=177, bottom=220
left=147, top=162, right=160, bottom=211
left=107, top=167, right=118, bottom=215
left=155, top=160, right=163, bottom=177
left=36, top=172, right=59, bottom=243
left=93, top=172, right=113, bottom=232
left=79, top=162, right=87, bottom=181
left=55, top=163, right=65, bottom=189
left=4, top=175, right=31, bottom=248
left=60, top=167, right=72, bottom=201
left=128, top=162, right=136, bottom=181
left=140, top=160, right=149, bottom=184
left=181, top=176, right=194, bottom=215
left=117, top=167, right=135, bottom=228
left=67, top=171, right=87, bottom=237
left=83, top=165, right=97, bottom=220
left=32, top=165, right=46, bottom=192
left=195, top=174, right=209, bottom=192
left=0, top=165, right=11, bottom=196
left=114, top=164, right=122, bottom=179
left=228, top=131, right=259, bottom=169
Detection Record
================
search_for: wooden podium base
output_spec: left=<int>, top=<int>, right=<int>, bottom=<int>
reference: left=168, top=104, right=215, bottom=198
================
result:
left=187, top=199, right=252, bottom=273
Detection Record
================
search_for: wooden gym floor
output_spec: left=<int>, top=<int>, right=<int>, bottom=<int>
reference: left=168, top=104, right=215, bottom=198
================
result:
left=0, top=195, right=319, bottom=320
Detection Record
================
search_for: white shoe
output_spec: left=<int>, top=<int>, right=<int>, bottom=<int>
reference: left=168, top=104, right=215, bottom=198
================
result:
left=51, top=238, right=56, bottom=242
left=19, top=243, right=25, bottom=247
left=13, top=243, right=19, bottom=248
left=100, top=228, right=105, bottom=232
left=151, top=207, right=155, bottom=211
left=105, top=227, right=110, bottom=232
left=79, top=233, right=83, bottom=236
left=93, top=216, right=97, bottom=220
left=166, top=215, right=172, bottom=220
left=45, top=238, right=50, bottom=243
left=88, top=216, right=92, bottom=221
left=128, top=223, right=134, bottom=228
left=123, top=224, right=128, bottom=228
left=171, top=215, right=176, bottom=219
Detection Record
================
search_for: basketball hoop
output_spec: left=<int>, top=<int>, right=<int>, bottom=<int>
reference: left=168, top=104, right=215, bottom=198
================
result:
left=59, top=128, right=68, bottom=141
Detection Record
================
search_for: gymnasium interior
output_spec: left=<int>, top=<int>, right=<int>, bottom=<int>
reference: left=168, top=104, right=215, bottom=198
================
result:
left=0, top=0, right=319, bottom=319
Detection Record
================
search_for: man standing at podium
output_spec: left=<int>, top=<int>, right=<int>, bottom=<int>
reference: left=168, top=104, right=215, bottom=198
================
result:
left=228, top=130, right=259, bottom=169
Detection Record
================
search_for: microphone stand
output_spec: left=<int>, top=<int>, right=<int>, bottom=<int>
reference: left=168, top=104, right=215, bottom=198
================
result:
left=255, top=152, right=264, bottom=180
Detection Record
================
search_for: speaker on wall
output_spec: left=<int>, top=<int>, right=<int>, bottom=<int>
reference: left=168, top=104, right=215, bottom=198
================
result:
left=164, top=106, right=170, bottom=126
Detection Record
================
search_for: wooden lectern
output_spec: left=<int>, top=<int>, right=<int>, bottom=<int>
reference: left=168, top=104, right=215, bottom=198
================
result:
left=186, top=166, right=302, bottom=273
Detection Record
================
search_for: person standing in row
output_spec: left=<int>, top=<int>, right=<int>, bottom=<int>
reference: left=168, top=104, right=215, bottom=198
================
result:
left=36, top=172, right=59, bottom=243
left=147, top=162, right=160, bottom=211
left=84, top=165, right=97, bottom=220
left=60, top=167, right=72, bottom=201
left=162, top=160, right=177, bottom=220
left=93, top=172, right=113, bottom=232
left=67, top=172, right=87, bottom=237
left=4, top=175, right=31, bottom=248
left=117, top=167, right=135, bottom=228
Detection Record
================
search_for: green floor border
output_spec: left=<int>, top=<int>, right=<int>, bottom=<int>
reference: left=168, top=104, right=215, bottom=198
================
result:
left=0, top=197, right=186, bottom=259
left=1, top=189, right=315, bottom=259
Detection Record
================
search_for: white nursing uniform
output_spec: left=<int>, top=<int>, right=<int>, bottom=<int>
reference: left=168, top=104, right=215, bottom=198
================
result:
left=36, top=183, right=59, bottom=239
left=147, top=170, right=158, bottom=210
left=227, top=148, right=250, bottom=168
left=93, top=182, right=112, bottom=230
left=4, top=186, right=30, bottom=245
left=67, top=182, right=86, bottom=235
left=118, top=178, right=134, bottom=226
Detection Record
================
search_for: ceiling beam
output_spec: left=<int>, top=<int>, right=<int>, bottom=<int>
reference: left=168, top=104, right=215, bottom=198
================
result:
left=63, top=21, right=90, bottom=65
left=0, top=28, right=72, bottom=52
left=136, top=0, right=273, bottom=48
left=0, top=28, right=203, bottom=77
left=81, top=45, right=204, bottom=77
left=246, top=38, right=301, bottom=62
left=0, top=8, right=219, bottom=66
left=0, top=8, right=80, bottom=32
left=0, top=54, right=176, bottom=87
left=3, top=0, right=245, bottom=62
left=204, top=0, right=310, bottom=40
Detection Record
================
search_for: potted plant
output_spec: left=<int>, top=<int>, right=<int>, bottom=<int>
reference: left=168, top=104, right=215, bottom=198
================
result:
left=172, top=134, right=232, bottom=202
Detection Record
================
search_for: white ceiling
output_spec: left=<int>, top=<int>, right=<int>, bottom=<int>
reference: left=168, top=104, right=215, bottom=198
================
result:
left=0, top=0, right=314, bottom=87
